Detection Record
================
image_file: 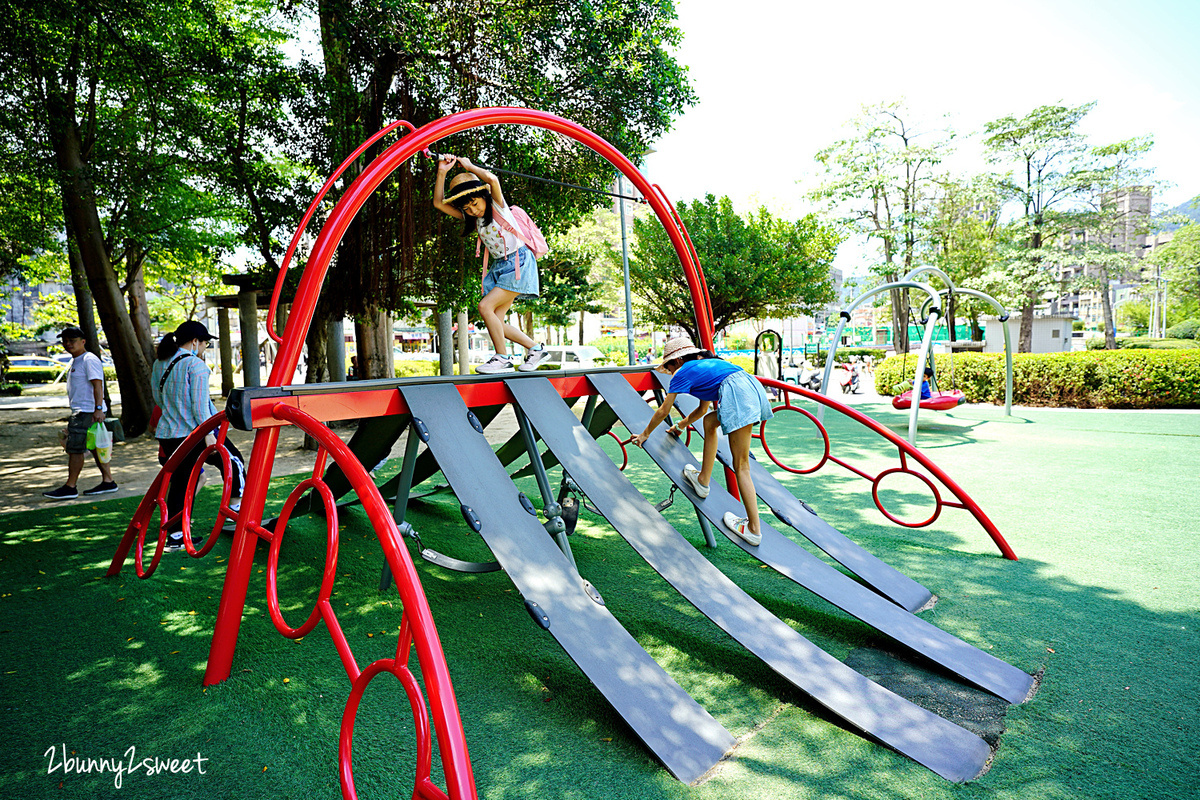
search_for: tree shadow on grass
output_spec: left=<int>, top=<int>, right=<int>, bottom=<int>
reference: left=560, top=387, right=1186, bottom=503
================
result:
left=3, top=452, right=1199, bottom=800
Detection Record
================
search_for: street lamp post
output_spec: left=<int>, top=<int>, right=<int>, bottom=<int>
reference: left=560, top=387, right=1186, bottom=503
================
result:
left=618, top=171, right=635, bottom=365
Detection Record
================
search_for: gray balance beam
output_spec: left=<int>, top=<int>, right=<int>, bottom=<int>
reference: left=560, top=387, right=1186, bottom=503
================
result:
left=398, top=383, right=735, bottom=784
left=590, top=371, right=1035, bottom=707
left=506, top=376, right=992, bottom=782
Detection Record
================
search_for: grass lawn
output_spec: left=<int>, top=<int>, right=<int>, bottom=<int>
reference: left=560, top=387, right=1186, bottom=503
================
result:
left=1, top=397, right=1197, bottom=799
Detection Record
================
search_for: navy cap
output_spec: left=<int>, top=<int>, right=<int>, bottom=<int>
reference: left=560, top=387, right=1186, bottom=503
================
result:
left=174, top=320, right=216, bottom=342
left=58, top=326, right=85, bottom=340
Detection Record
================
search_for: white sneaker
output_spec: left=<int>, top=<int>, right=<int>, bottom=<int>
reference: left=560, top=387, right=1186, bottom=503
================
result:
left=476, top=354, right=515, bottom=374
left=682, top=464, right=710, bottom=499
left=723, top=511, right=761, bottom=546
left=519, top=344, right=552, bottom=372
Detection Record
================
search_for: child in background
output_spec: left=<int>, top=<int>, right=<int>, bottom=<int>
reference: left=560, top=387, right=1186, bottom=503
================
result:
left=631, top=336, right=774, bottom=546
left=433, top=154, right=550, bottom=374
left=920, top=365, right=934, bottom=400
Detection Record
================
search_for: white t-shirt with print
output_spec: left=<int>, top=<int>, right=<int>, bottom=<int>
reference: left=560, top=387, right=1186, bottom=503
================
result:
left=476, top=203, right=522, bottom=259
left=67, top=351, right=106, bottom=414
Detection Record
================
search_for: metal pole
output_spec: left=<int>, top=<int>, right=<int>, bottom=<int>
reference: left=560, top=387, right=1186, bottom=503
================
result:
left=619, top=173, right=635, bottom=366
left=437, top=310, right=453, bottom=376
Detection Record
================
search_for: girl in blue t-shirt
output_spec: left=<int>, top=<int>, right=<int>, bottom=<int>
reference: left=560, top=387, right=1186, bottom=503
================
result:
left=632, top=336, right=774, bottom=546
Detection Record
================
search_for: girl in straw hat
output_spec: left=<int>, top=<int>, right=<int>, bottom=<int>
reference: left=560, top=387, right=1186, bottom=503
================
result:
left=434, top=154, right=551, bottom=374
left=631, top=336, right=773, bottom=546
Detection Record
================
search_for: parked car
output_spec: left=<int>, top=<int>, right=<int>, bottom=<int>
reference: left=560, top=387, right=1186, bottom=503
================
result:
left=539, top=345, right=604, bottom=370
left=9, top=356, right=67, bottom=370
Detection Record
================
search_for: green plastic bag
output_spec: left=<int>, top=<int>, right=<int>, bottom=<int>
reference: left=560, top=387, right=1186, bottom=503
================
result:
left=88, top=422, right=113, bottom=463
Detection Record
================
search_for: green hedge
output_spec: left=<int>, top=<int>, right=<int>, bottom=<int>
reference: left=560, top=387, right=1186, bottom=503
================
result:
left=875, top=350, right=1200, bottom=408
left=6, top=366, right=64, bottom=383
left=1166, top=319, right=1200, bottom=340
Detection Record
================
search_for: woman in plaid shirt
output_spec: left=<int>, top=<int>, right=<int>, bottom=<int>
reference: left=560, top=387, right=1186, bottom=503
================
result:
left=151, top=320, right=245, bottom=550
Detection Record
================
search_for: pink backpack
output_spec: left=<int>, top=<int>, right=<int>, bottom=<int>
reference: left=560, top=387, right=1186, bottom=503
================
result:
left=476, top=205, right=549, bottom=282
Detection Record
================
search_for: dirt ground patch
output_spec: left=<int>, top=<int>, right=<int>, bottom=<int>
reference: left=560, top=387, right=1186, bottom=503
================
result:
left=0, top=405, right=350, bottom=516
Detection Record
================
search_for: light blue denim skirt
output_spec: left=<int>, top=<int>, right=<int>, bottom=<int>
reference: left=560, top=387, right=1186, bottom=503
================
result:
left=481, top=246, right=540, bottom=299
left=716, top=369, right=774, bottom=435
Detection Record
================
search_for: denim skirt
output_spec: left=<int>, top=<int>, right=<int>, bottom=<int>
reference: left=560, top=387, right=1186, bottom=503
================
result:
left=482, top=246, right=540, bottom=299
left=716, top=369, right=774, bottom=434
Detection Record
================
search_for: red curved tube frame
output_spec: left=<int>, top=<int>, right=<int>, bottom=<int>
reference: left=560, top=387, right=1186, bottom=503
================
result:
left=753, top=376, right=1017, bottom=560
left=110, top=410, right=476, bottom=799
left=264, top=107, right=718, bottom=387
left=107, top=414, right=240, bottom=579
left=265, top=119, right=419, bottom=344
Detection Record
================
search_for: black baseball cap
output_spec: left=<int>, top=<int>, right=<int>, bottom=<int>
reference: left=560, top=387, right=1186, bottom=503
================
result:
left=174, top=320, right=216, bottom=342
left=58, top=326, right=85, bottom=340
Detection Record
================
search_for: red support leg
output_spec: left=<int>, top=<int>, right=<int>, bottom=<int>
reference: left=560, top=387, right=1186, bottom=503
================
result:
left=203, top=426, right=280, bottom=685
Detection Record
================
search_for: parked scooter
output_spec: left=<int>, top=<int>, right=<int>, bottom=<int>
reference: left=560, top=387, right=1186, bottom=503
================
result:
left=796, top=359, right=823, bottom=392
left=838, top=363, right=861, bottom=394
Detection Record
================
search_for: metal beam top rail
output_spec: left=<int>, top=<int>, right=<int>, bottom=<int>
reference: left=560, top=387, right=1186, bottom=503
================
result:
left=226, top=365, right=661, bottom=431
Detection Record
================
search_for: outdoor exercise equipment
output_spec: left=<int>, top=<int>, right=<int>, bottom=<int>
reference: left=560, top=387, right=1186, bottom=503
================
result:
left=109, top=109, right=1028, bottom=796
left=821, top=266, right=1014, bottom=445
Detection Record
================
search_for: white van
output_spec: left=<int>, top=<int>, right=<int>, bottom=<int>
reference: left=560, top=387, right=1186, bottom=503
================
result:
left=539, top=345, right=604, bottom=370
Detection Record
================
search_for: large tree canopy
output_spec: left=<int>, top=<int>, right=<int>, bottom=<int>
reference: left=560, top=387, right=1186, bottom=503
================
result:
left=0, top=0, right=297, bottom=432
left=629, top=195, right=841, bottom=342
left=301, top=0, right=696, bottom=376
left=812, top=101, right=952, bottom=351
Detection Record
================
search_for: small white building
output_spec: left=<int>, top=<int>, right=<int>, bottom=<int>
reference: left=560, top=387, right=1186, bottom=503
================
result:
left=982, top=315, right=1074, bottom=354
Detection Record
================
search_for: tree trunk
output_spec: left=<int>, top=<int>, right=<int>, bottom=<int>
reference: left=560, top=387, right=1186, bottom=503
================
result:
left=889, top=286, right=910, bottom=352
left=124, top=255, right=156, bottom=363
left=356, top=307, right=393, bottom=380
left=1018, top=291, right=1035, bottom=353
left=1101, top=287, right=1118, bottom=350
left=48, top=89, right=153, bottom=435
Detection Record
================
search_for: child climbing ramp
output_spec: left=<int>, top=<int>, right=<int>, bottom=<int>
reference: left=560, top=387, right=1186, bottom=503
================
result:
left=632, top=336, right=774, bottom=545
left=433, top=153, right=552, bottom=374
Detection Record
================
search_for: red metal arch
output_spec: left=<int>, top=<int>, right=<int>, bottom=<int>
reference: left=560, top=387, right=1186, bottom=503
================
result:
left=264, top=108, right=717, bottom=391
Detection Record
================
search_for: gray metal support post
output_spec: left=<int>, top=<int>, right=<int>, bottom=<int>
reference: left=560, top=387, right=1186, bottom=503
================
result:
left=217, top=308, right=235, bottom=397
left=327, top=317, right=346, bottom=382
left=380, top=425, right=424, bottom=591
left=618, top=175, right=636, bottom=366
left=457, top=310, right=469, bottom=375
left=696, top=509, right=718, bottom=548
left=514, top=402, right=575, bottom=569
left=236, top=288, right=260, bottom=388
left=437, top=310, right=453, bottom=376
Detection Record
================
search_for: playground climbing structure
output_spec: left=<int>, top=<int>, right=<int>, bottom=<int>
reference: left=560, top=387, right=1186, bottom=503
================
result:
left=110, top=109, right=1032, bottom=797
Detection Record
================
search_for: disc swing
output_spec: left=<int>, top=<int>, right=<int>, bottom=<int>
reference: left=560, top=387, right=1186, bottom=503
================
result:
left=890, top=331, right=965, bottom=412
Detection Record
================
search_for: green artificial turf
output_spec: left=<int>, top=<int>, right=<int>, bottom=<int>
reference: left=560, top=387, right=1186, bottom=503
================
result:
left=2, top=398, right=1198, bottom=799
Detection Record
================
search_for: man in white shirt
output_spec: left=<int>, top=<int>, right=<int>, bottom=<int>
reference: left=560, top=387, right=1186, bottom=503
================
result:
left=43, top=326, right=118, bottom=500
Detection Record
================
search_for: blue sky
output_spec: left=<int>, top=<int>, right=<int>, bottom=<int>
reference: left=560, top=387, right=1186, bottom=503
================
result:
left=641, top=0, right=1200, bottom=247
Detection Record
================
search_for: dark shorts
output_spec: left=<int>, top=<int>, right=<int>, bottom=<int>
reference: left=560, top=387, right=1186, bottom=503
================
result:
left=65, top=412, right=92, bottom=455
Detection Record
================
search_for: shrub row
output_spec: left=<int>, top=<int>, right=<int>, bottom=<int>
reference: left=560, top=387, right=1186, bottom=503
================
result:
left=1166, top=319, right=1200, bottom=340
left=6, top=366, right=119, bottom=384
left=875, top=350, right=1200, bottom=408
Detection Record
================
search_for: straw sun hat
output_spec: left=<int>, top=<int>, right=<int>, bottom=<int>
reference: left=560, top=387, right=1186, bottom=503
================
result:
left=443, top=172, right=490, bottom=205
left=660, top=337, right=702, bottom=365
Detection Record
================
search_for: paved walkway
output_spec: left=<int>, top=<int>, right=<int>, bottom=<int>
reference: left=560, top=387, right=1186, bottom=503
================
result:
left=0, top=394, right=523, bottom=517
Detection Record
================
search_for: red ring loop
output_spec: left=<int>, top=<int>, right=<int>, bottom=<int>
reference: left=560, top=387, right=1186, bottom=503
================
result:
left=871, top=467, right=943, bottom=528
left=605, top=431, right=629, bottom=471
left=265, top=477, right=339, bottom=639
left=339, top=658, right=436, bottom=800
left=757, top=404, right=831, bottom=475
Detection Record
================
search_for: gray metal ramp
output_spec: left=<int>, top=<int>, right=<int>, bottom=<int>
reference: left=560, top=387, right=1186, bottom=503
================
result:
left=661, top=378, right=932, bottom=612
left=589, top=371, right=1035, bottom=706
left=399, top=383, right=734, bottom=784
left=507, top=376, right=991, bottom=782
